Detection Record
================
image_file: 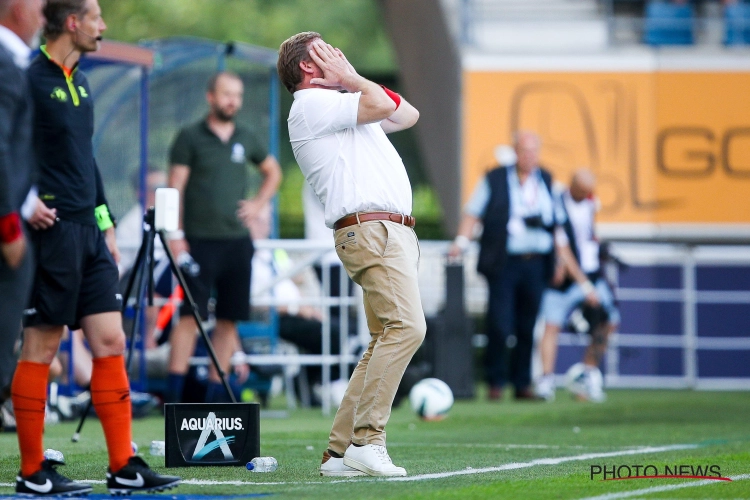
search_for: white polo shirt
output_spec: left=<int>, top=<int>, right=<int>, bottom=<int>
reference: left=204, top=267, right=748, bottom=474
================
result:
left=288, top=88, right=412, bottom=228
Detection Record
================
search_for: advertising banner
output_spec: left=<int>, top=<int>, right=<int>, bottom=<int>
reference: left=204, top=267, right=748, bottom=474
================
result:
left=463, top=54, right=750, bottom=236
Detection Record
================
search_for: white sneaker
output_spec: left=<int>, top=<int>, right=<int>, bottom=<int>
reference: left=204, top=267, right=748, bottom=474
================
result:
left=535, top=374, right=556, bottom=402
left=343, top=444, right=406, bottom=477
left=320, top=451, right=366, bottom=477
left=584, top=367, right=607, bottom=403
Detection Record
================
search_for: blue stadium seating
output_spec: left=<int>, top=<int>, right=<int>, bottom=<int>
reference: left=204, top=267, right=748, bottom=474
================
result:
left=643, top=1, right=695, bottom=45
left=725, top=2, right=750, bottom=45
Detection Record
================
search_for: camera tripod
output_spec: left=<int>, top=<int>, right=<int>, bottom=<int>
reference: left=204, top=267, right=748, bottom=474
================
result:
left=72, top=207, right=236, bottom=442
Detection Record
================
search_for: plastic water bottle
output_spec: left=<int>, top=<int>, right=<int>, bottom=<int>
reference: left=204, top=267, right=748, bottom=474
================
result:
left=150, top=440, right=166, bottom=456
left=246, top=457, right=278, bottom=472
left=44, top=449, right=64, bottom=462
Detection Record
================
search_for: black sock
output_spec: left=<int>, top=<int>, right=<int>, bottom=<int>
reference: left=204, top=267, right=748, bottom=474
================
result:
left=328, top=449, right=342, bottom=458
left=352, top=443, right=364, bottom=447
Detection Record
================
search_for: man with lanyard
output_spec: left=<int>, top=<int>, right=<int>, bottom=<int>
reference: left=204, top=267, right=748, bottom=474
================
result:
left=279, top=32, right=423, bottom=477
left=450, top=131, right=564, bottom=401
left=166, top=71, right=282, bottom=404
left=536, top=170, right=620, bottom=402
left=0, top=0, right=51, bottom=431
left=15, top=0, right=180, bottom=496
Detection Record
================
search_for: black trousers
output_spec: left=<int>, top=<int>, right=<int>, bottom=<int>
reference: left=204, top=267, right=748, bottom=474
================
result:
left=485, top=255, right=547, bottom=390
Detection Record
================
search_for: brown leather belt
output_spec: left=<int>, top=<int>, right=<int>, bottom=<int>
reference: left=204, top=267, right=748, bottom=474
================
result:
left=334, top=212, right=416, bottom=231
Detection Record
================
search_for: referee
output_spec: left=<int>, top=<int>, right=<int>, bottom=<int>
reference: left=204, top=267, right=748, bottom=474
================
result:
left=12, top=0, right=179, bottom=496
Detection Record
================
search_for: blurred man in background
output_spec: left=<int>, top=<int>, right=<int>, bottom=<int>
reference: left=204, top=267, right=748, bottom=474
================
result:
left=0, top=0, right=45, bottom=431
left=280, top=31, right=423, bottom=478
left=166, top=71, right=281, bottom=404
left=15, top=0, right=179, bottom=495
left=536, top=169, right=619, bottom=403
left=450, top=131, right=563, bottom=401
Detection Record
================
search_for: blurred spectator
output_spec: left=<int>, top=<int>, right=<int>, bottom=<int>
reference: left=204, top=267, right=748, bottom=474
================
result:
left=0, top=0, right=49, bottom=432
left=643, top=0, right=695, bottom=45
left=724, top=0, right=750, bottom=45
left=449, top=131, right=564, bottom=401
left=115, top=166, right=172, bottom=350
left=249, top=203, right=352, bottom=404
left=535, top=170, right=620, bottom=403
left=165, top=71, right=281, bottom=403
left=115, top=165, right=167, bottom=276
left=303, top=182, right=354, bottom=332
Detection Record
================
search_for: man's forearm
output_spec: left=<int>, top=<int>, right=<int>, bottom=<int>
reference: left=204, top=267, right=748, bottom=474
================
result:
left=254, top=157, right=282, bottom=205
left=557, top=244, right=593, bottom=287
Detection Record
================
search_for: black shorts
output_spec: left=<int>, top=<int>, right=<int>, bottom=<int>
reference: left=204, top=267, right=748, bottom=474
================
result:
left=25, top=220, right=122, bottom=330
left=180, top=237, right=253, bottom=322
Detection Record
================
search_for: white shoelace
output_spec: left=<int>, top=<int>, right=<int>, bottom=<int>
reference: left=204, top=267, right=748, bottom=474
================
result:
left=373, top=445, right=393, bottom=464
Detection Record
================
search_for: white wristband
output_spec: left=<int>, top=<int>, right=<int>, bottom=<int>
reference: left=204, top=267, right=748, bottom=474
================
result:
left=581, top=280, right=596, bottom=295
left=454, top=235, right=470, bottom=251
left=168, top=229, right=185, bottom=240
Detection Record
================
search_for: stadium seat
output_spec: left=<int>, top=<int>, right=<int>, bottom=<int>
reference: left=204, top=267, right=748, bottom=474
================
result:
left=643, top=1, right=695, bottom=45
left=725, top=2, right=750, bottom=45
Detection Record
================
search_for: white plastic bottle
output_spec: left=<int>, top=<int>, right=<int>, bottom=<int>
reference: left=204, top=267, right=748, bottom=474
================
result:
left=246, top=457, right=278, bottom=472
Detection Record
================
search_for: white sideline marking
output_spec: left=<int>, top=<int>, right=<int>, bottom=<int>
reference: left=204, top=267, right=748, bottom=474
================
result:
left=0, top=444, right=700, bottom=489
left=579, top=473, right=750, bottom=500
left=381, top=444, right=698, bottom=483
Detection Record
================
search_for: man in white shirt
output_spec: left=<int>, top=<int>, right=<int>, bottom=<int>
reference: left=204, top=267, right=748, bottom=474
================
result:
left=278, top=31, right=423, bottom=477
left=536, top=170, right=620, bottom=403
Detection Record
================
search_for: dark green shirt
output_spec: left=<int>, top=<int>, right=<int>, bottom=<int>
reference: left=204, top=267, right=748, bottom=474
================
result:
left=170, top=120, right=267, bottom=239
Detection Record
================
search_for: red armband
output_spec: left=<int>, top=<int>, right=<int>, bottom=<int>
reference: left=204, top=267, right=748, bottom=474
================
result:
left=380, top=85, right=401, bottom=109
left=0, top=212, right=23, bottom=244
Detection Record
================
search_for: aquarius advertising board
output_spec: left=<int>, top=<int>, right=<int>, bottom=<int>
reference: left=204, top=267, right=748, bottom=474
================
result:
left=463, top=53, right=750, bottom=235
left=164, top=403, right=260, bottom=467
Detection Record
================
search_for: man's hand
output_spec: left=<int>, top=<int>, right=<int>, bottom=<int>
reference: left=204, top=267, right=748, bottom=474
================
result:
left=308, top=40, right=361, bottom=92
left=1, top=236, right=26, bottom=269
left=298, top=305, right=323, bottom=322
left=580, top=281, right=600, bottom=307
left=168, top=237, right=190, bottom=259
left=447, top=243, right=463, bottom=259
left=27, top=199, right=57, bottom=230
left=237, top=198, right=264, bottom=228
left=104, top=227, right=120, bottom=264
left=233, top=360, right=250, bottom=385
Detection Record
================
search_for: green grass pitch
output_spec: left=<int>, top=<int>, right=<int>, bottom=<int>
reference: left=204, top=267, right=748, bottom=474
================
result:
left=1, top=389, right=749, bottom=499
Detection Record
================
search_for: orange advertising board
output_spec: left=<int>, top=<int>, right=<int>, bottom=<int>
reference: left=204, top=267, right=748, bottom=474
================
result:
left=463, top=63, right=750, bottom=229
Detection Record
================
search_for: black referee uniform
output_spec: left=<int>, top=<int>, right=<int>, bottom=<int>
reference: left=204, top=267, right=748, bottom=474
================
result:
left=24, top=47, right=121, bottom=329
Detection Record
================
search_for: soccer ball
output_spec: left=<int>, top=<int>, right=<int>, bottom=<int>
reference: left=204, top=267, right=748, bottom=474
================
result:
left=409, top=378, right=454, bottom=421
left=565, top=362, right=588, bottom=395
left=565, top=362, right=606, bottom=402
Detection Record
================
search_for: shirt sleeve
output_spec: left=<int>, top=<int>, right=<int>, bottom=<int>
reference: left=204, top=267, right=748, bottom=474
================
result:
left=94, top=160, right=109, bottom=208
left=464, top=177, right=491, bottom=218
left=247, top=133, right=269, bottom=166
left=0, top=68, right=20, bottom=217
left=552, top=187, right=567, bottom=226
left=302, top=90, right=360, bottom=138
left=169, top=129, right=194, bottom=167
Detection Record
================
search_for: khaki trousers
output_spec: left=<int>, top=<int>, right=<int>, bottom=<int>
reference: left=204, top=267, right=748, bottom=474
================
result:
left=328, top=220, right=426, bottom=454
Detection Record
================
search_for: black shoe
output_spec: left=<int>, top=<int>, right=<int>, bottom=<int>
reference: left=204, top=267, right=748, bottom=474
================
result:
left=106, top=455, right=180, bottom=495
left=15, top=459, right=92, bottom=497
